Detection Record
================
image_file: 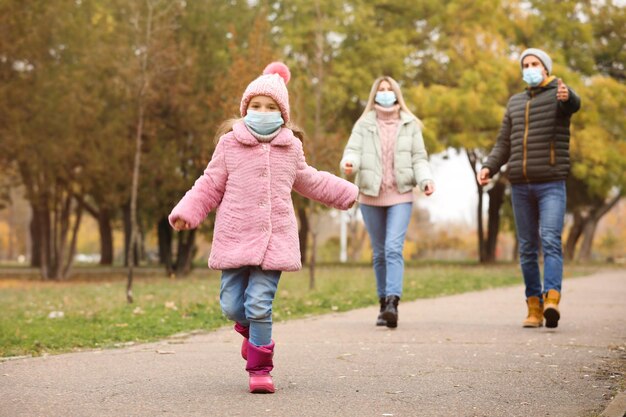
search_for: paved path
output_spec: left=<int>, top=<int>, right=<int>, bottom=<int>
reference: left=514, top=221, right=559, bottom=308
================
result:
left=1, top=269, right=625, bottom=417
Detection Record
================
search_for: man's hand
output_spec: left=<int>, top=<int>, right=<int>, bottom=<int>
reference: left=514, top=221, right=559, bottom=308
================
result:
left=477, top=167, right=491, bottom=186
left=557, top=78, right=569, bottom=102
left=343, top=162, right=353, bottom=175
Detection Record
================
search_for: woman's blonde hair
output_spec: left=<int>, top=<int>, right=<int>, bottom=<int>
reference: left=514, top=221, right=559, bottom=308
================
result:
left=359, top=76, right=423, bottom=128
left=214, top=118, right=305, bottom=143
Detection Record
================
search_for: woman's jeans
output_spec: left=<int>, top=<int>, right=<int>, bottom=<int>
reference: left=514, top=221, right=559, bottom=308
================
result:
left=511, top=180, right=566, bottom=299
left=360, top=202, right=412, bottom=299
left=220, top=266, right=281, bottom=347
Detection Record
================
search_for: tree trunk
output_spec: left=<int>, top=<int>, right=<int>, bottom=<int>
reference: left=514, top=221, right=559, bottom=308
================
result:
left=123, top=202, right=131, bottom=267
left=309, top=221, right=317, bottom=290
left=467, top=149, right=487, bottom=262
left=174, top=229, right=196, bottom=277
left=75, top=197, right=114, bottom=266
left=63, top=202, right=83, bottom=278
left=307, top=203, right=319, bottom=290
left=35, top=198, right=51, bottom=279
left=298, top=206, right=309, bottom=265
left=126, top=0, right=155, bottom=303
left=122, top=202, right=139, bottom=268
left=485, top=177, right=506, bottom=262
left=577, top=194, right=621, bottom=261
left=158, top=216, right=173, bottom=273
left=52, top=192, right=72, bottom=279
left=30, top=189, right=83, bottom=281
left=98, top=208, right=114, bottom=265
left=577, top=218, right=599, bottom=262
left=305, top=0, right=324, bottom=289
left=30, top=211, right=41, bottom=268
left=477, top=190, right=486, bottom=262
left=564, top=210, right=584, bottom=260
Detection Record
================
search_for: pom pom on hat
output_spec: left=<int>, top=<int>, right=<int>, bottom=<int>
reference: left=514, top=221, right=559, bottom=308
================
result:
left=240, top=61, right=292, bottom=123
left=263, top=62, right=291, bottom=85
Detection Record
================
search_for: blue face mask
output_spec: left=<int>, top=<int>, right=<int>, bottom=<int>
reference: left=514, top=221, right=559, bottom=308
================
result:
left=375, top=91, right=397, bottom=107
left=244, top=110, right=284, bottom=135
left=522, top=68, right=544, bottom=87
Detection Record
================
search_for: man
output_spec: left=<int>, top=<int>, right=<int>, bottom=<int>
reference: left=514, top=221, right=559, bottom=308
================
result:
left=477, top=48, right=581, bottom=329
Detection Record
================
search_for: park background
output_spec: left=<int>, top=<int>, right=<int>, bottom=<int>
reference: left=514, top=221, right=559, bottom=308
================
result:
left=0, top=0, right=624, bottom=356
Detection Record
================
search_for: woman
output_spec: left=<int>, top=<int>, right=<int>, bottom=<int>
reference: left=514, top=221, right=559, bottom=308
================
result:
left=340, top=76, right=435, bottom=328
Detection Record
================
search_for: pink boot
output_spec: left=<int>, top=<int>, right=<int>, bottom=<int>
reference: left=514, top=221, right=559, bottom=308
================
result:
left=234, top=322, right=249, bottom=360
left=245, top=341, right=275, bottom=394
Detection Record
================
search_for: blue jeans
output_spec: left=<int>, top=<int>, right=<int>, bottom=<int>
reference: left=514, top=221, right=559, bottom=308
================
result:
left=511, top=180, right=566, bottom=299
left=220, top=266, right=281, bottom=347
left=360, top=202, right=412, bottom=298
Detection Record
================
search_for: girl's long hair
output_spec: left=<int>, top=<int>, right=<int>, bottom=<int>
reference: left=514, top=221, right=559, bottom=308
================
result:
left=214, top=118, right=305, bottom=143
left=359, top=76, right=423, bottom=128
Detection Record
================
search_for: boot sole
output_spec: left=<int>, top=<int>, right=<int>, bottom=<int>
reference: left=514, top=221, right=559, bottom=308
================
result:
left=249, top=379, right=275, bottom=394
left=250, top=385, right=275, bottom=394
left=544, top=307, right=560, bottom=328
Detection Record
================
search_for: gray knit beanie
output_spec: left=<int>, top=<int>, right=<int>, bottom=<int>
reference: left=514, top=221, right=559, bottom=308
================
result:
left=520, top=48, right=552, bottom=74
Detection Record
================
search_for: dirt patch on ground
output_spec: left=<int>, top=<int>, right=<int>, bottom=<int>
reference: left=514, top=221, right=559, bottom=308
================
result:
left=0, top=279, right=50, bottom=289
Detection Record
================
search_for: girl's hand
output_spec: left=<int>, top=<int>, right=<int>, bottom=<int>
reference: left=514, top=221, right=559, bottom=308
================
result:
left=173, top=218, right=191, bottom=231
left=344, top=162, right=353, bottom=175
left=423, top=181, right=435, bottom=196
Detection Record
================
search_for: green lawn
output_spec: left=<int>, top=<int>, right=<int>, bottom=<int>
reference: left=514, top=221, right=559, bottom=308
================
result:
left=0, top=263, right=596, bottom=357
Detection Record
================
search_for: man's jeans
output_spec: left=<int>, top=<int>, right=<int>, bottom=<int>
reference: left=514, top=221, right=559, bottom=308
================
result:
left=220, top=266, right=281, bottom=346
left=360, top=202, right=412, bottom=299
left=511, top=180, right=566, bottom=299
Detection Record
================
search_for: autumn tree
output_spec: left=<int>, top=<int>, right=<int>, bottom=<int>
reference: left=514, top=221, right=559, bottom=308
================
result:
left=0, top=0, right=103, bottom=278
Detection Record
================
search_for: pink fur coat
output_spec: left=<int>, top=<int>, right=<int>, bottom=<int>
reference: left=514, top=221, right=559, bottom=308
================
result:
left=169, top=121, right=358, bottom=271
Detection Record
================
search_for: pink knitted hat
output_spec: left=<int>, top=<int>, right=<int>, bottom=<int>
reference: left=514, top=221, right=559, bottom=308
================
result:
left=240, top=62, right=291, bottom=123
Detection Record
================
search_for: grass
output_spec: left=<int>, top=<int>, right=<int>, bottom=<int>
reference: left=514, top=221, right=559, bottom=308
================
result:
left=0, top=263, right=597, bottom=358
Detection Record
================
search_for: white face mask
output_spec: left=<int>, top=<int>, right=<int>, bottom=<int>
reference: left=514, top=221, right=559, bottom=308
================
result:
left=244, top=110, right=284, bottom=135
left=522, top=68, right=544, bottom=87
left=375, top=91, right=397, bottom=107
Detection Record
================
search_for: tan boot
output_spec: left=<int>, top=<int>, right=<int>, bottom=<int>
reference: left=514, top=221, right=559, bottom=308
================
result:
left=522, top=296, right=543, bottom=328
left=543, top=289, right=561, bottom=328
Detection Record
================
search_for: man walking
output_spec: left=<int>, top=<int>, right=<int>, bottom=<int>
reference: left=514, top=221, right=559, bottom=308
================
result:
left=478, top=48, right=581, bottom=329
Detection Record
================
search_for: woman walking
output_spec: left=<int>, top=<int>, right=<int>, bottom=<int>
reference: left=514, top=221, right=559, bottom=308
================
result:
left=340, top=76, right=435, bottom=328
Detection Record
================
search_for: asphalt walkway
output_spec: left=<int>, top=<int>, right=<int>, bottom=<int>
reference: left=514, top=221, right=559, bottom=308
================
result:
left=1, top=269, right=625, bottom=417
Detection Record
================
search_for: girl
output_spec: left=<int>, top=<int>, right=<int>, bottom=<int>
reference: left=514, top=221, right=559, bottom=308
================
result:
left=169, top=62, right=358, bottom=394
left=340, top=76, right=435, bottom=329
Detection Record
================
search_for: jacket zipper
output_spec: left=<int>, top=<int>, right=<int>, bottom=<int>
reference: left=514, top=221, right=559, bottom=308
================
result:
left=550, top=142, right=555, bottom=165
left=392, top=118, right=411, bottom=182
left=522, top=91, right=534, bottom=180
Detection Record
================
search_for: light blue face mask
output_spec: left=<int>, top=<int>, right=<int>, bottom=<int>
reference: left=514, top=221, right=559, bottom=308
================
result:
left=375, top=91, right=397, bottom=107
left=522, top=68, right=544, bottom=87
left=244, top=110, right=284, bottom=135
